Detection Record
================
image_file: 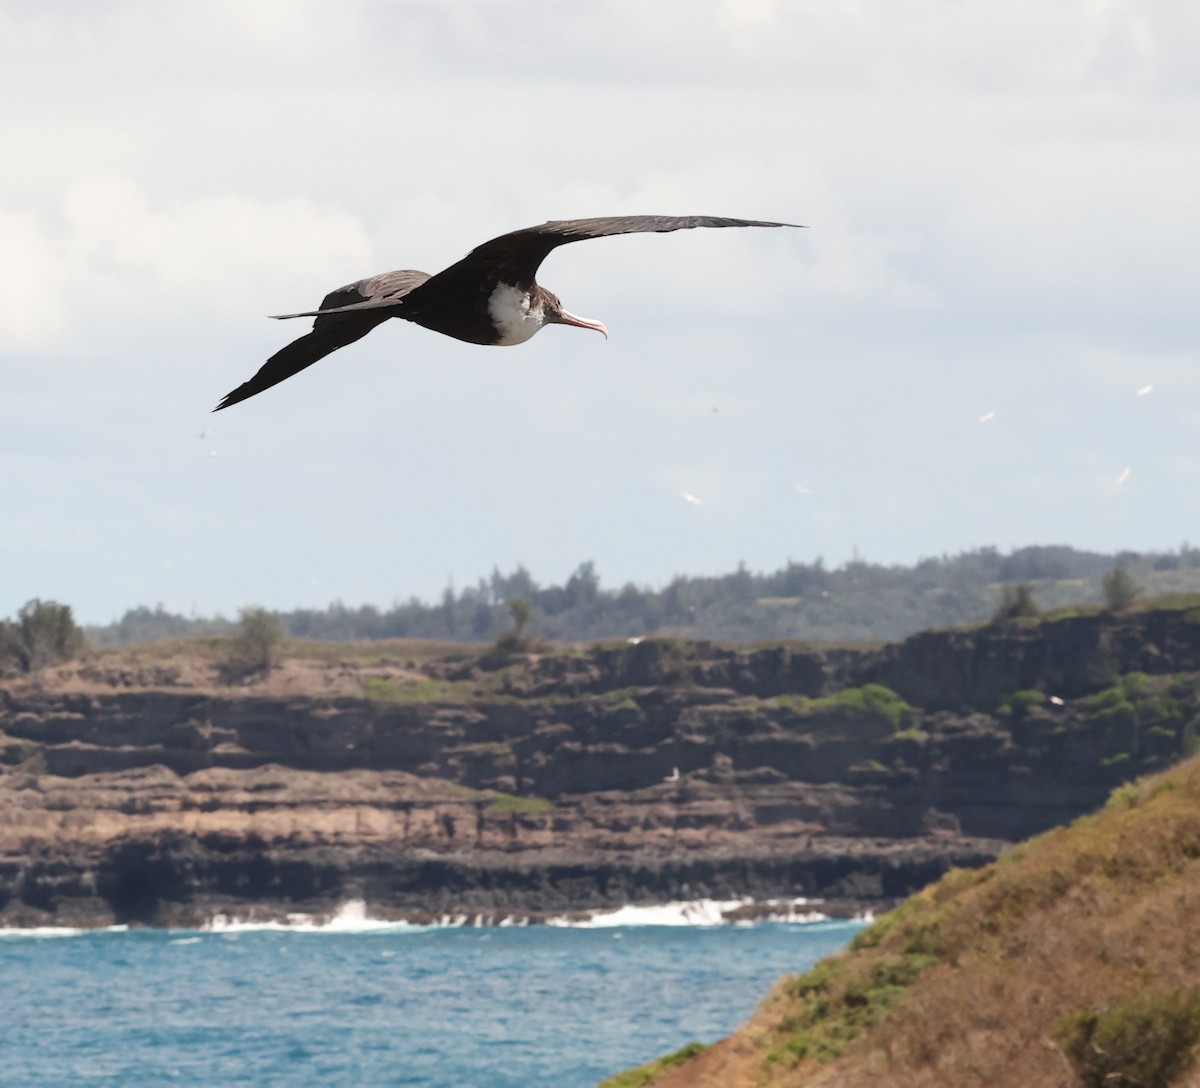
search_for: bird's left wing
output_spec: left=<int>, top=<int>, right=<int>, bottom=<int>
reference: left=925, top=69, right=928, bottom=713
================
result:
left=431, top=215, right=803, bottom=291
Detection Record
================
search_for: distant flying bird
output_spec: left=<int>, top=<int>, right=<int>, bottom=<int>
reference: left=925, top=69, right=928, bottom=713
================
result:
left=215, top=215, right=801, bottom=410
left=1137, top=384, right=1154, bottom=397
left=1116, top=467, right=1132, bottom=485
left=680, top=491, right=703, bottom=506
left=665, top=767, right=681, bottom=783
left=978, top=411, right=996, bottom=424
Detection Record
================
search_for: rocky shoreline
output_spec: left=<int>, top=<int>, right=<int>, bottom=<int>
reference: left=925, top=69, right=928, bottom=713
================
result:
left=0, top=759, right=1004, bottom=928
left=3, top=606, right=1198, bottom=928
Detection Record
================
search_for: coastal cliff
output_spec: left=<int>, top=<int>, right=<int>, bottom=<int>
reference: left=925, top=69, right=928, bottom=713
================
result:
left=2, top=604, right=1198, bottom=927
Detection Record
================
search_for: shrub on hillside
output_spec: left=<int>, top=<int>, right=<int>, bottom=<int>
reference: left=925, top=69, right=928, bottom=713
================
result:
left=1103, top=567, right=1142, bottom=612
left=0, top=599, right=85, bottom=674
left=991, top=583, right=1039, bottom=624
left=996, top=689, right=1046, bottom=722
left=1056, top=987, right=1200, bottom=1088
left=489, top=597, right=535, bottom=658
left=225, top=607, right=284, bottom=678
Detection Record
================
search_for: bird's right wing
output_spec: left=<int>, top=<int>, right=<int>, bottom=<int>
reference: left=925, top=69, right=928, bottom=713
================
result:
left=214, top=270, right=431, bottom=410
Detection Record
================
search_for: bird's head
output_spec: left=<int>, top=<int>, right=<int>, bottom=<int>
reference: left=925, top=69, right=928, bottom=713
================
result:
left=538, top=287, right=608, bottom=339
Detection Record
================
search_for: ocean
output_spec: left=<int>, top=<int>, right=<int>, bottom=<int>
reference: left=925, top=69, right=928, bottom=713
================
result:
left=1, top=903, right=864, bottom=1088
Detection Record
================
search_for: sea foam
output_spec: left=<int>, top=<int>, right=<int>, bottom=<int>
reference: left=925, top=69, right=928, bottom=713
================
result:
left=201, top=897, right=836, bottom=932
left=0, top=924, right=129, bottom=939
left=205, top=899, right=416, bottom=934
left=550, top=898, right=829, bottom=928
left=0, top=896, right=846, bottom=937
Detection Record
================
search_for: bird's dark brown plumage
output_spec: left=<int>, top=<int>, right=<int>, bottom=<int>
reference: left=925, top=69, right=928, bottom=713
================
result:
left=215, top=215, right=801, bottom=411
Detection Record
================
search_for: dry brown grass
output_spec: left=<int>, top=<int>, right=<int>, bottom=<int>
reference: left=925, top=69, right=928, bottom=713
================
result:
left=2, top=636, right=499, bottom=701
left=620, top=758, right=1200, bottom=1088
left=279, top=637, right=481, bottom=665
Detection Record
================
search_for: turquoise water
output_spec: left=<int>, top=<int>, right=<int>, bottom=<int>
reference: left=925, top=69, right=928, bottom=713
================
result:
left=1, top=919, right=862, bottom=1087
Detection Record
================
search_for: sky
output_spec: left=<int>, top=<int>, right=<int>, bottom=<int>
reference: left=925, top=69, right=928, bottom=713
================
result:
left=3, top=0, right=1199, bottom=625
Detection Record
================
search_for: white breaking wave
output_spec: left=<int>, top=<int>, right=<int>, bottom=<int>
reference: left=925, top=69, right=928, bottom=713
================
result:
left=753, top=900, right=840, bottom=925
left=204, top=897, right=838, bottom=932
left=549, top=898, right=829, bottom=928
left=550, top=899, right=742, bottom=927
left=205, top=899, right=415, bottom=934
left=0, top=924, right=129, bottom=939
left=0, top=898, right=853, bottom=936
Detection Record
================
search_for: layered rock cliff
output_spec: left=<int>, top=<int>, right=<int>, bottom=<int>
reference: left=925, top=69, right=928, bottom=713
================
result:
left=2, top=605, right=1197, bottom=927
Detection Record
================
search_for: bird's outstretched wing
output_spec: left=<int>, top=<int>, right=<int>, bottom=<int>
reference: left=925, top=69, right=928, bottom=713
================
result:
left=215, top=270, right=430, bottom=410
left=213, top=313, right=391, bottom=410
left=267, top=218, right=802, bottom=322
left=431, top=215, right=803, bottom=292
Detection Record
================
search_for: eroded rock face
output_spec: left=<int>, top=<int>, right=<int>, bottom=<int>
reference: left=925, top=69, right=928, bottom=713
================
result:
left=0, top=762, right=1004, bottom=927
left=2, top=608, right=1198, bottom=927
left=853, top=609, right=1200, bottom=709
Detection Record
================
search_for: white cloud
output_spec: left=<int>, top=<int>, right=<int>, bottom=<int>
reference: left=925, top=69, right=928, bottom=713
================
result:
left=3, top=0, right=1200, bottom=621
left=0, top=178, right=372, bottom=349
left=66, top=177, right=373, bottom=311
left=0, top=211, right=71, bottom=348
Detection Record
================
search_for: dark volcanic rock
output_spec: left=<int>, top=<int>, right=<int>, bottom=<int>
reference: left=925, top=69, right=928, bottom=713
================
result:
left=852, top=609, right=1200, bottom=711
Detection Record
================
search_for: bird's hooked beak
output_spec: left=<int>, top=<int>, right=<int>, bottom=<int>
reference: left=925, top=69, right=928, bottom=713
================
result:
left=550, top=306, right=608, bottom=339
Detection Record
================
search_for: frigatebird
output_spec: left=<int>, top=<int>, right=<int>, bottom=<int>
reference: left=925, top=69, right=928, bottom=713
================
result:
left=214, top=215, right=801, bottom=411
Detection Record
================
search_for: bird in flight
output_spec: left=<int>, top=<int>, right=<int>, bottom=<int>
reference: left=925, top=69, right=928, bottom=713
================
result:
left=214, top=215, right=801, bottom=410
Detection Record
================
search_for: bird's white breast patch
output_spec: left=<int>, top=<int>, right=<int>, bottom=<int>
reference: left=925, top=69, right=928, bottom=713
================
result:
left=487, top=283, right=546, bottom=346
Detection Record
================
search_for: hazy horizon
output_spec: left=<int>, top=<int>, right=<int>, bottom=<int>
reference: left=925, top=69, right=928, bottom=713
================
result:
left=74, top=540, right=1200, bottom=632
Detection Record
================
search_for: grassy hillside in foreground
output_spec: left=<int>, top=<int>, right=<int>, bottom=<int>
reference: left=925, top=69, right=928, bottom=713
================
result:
left=604, top=756, right=1200, bottom=1088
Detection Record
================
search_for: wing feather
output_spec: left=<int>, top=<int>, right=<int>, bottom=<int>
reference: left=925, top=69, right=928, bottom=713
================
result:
left=215, top=270, right=430, bottom=409
left=428, top=215, right=802, bottom=292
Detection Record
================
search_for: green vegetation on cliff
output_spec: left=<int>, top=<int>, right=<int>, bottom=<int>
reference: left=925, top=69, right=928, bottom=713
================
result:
left=779, top=683, right=912, bottom=730
left=485, top=792, right=555, bottom=816
left=613, top=754, right=1200, bottom=1087
left=599, top=1043, right=708, bottom=1088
